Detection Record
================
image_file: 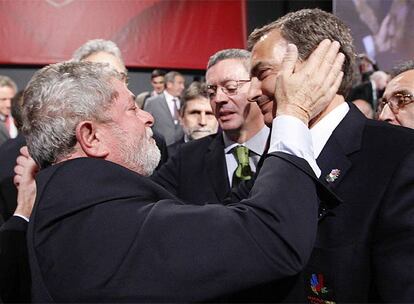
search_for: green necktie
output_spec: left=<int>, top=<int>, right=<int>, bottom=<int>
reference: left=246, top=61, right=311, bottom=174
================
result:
left=232, top=145, right=253, bottom=187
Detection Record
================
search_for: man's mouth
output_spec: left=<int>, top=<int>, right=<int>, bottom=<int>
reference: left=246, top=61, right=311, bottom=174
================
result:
left=218, top=109, right=236, bottom=120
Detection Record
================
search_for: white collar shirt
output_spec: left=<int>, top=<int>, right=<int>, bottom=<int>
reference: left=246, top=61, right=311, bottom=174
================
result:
left=163, top=90, right=180, bottom=120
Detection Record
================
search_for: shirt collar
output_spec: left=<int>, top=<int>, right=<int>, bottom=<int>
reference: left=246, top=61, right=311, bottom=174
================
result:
left=223, top=126, right=270, bottom=156
left=163, top=90, right=177, bottom=103
left=310, top=102, right=349, bottom=158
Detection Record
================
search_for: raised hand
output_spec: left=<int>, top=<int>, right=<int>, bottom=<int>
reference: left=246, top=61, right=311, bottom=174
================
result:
left=275, top=39, right=345, bottom=125
left=13, top=146, right=39, bottom=219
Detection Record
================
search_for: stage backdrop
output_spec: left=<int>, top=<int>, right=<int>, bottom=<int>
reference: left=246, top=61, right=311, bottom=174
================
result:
left=0, top=0, right=246, bottom=70
left=334, top=0, right=414, bottom=71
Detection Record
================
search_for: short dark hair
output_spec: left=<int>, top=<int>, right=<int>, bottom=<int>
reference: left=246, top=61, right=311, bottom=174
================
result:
left=391, top=60, right=414, bottom=78
left=180, top=82, right=208, bottom=115
left=248, top=8, right=356, bottom=97
left=151, top=69, right=166, bottom=79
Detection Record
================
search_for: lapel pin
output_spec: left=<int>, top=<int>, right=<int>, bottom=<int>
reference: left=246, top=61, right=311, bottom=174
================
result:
left=326, top=169, right=340, bottom=183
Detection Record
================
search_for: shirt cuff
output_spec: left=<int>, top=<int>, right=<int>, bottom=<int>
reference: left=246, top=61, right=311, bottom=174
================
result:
left=269, top=115, right=321, bottom=177
left=13, top=213, right=30, bottom=222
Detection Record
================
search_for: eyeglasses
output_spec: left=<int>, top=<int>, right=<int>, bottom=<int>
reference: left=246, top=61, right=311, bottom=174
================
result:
left=206, top=80, right=250, bottom=99
left=378, top=93, right=414, bottom=114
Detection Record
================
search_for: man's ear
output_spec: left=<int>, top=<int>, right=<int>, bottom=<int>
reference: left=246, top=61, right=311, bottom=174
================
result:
left=76, top=121, right=109, bottom=158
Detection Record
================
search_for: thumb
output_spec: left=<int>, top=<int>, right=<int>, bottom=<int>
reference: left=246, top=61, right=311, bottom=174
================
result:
left=281, top=43, right=299, bottom=78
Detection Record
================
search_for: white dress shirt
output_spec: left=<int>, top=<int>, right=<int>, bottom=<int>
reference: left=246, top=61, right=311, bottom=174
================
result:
left=163, top=90, right=180, bottom=120
left=269, top=102, right=350, bottom=177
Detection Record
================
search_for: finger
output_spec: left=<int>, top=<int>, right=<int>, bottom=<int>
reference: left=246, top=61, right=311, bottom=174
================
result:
left=301, top=39, right=332, bottom=75
left=14, top=164, right=24, bottom=176
left=15, top=154, right=29, bottom=166
left=317, top=41, right=341, bottom=77
left=13, top=175, right=21, bottom=188
left=324, top=71, right=344, bottom=103
left=316, top=52, right=345, bottom=99
left=20, top=146, right=29, bottom=157
left=281, top=43, right=299, bottom=78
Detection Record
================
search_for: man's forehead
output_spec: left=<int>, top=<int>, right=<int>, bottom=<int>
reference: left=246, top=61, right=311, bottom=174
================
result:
left=206, top=58, right=248, bottom=83
left=0, top=85, right=15, bottom=95
left=385, top=70, right=414, bottom=95
left=251, top=30, right=288, bottom=66
left=186, top=97, right=210, bottom=108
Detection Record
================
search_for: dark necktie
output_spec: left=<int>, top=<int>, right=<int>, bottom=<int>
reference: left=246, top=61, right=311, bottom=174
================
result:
left=4, top=115, right=10, bottom=132
left=172, top=98, right=180, bottom=125
left=232, top=145, right=253, bottom=188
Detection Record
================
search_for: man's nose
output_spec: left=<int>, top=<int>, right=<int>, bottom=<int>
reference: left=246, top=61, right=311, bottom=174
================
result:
left=247, top=78, right=262, bottom=103
left=378, top=104, right=396, bottom=123
left=199, top=112, right=207, bottom=126
left=138, top=109, right=155, bottom=127
left=214, top=87, right=229, bottom=104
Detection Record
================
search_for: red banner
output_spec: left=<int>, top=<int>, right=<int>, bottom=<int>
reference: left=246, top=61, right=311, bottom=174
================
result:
left=0, top=0, right=246, bottom=70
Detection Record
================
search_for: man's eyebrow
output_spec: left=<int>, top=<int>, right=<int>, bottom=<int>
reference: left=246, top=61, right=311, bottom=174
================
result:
left=250, top=61, right=266, bottom=77
left=392, top=89, right=414, bottom=96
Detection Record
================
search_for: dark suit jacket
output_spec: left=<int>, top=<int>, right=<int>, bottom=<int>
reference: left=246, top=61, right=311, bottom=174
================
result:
left=289, top=105, right=414, bottom=303
left=0, top=135, right=26, bottom=222
left=166, top=136, right=185, bottom=157
left=144, top=93, right=184, bottom=146
left=347, top=81, right=378, bottom=108
left=236, top=104, right=414, bottom=302
left=28, top=153, right=321, bottom=302
left=152, top=132, right=230, bottom=205
left=0, top=123, right=9, bottom=147
left=0, top=216, right=30, bottom=303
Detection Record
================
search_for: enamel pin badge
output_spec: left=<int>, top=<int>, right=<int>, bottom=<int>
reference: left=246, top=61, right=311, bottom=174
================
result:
left=326, top=169, right=340, bottom=183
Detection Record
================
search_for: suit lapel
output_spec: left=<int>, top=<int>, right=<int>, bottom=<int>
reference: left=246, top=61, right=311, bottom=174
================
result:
left=316, top=104, right=366, bottom=220
left=317, top=104, right=365, bottom=189
left=206, top=133, right=230, bottom=201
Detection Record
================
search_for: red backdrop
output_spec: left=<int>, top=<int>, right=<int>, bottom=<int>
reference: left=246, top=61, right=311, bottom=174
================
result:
left=0, top=0, right=246, bottom=69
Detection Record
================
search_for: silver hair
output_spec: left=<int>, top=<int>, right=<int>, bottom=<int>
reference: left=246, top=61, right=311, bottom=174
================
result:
left=164, top=71, right=183, bottom=84
left=22, top=61, right=120, bottom=169
left=0, top=75, right=17, bottom=92
left=207, top=49, right=251, bottom=71
left=72, top=39, right=126, bottom=69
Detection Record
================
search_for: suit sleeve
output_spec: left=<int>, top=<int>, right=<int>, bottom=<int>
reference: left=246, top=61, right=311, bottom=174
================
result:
left=39, top=153, right=320, bottom=302
left=130, top=153, right=320, bottom=301
left=372, top=149, right=414, bottom=301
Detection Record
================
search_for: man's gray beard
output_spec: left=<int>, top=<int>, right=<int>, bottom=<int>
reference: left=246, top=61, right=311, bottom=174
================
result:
left=116, top=127, right=161, bottom=176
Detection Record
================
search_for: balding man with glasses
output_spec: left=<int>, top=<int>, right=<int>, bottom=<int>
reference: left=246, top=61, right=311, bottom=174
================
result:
left=378, top=60, right=414, bottom=128
left=152, top=49, right=268, bottom=204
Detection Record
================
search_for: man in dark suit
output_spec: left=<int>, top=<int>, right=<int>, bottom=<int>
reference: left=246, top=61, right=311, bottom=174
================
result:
left=347, top=70, right=388, bottom=110
left=9, top=41, right=344, bottom=302
left=247, top=8, right=414, bottom=302
left=144, top=71, right=185, bottom=145
left=152, top=49, right=268, bottom=204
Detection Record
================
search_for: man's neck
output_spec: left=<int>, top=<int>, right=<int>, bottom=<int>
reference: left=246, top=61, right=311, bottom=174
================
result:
left=309, top=94, right=345, bottom=128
